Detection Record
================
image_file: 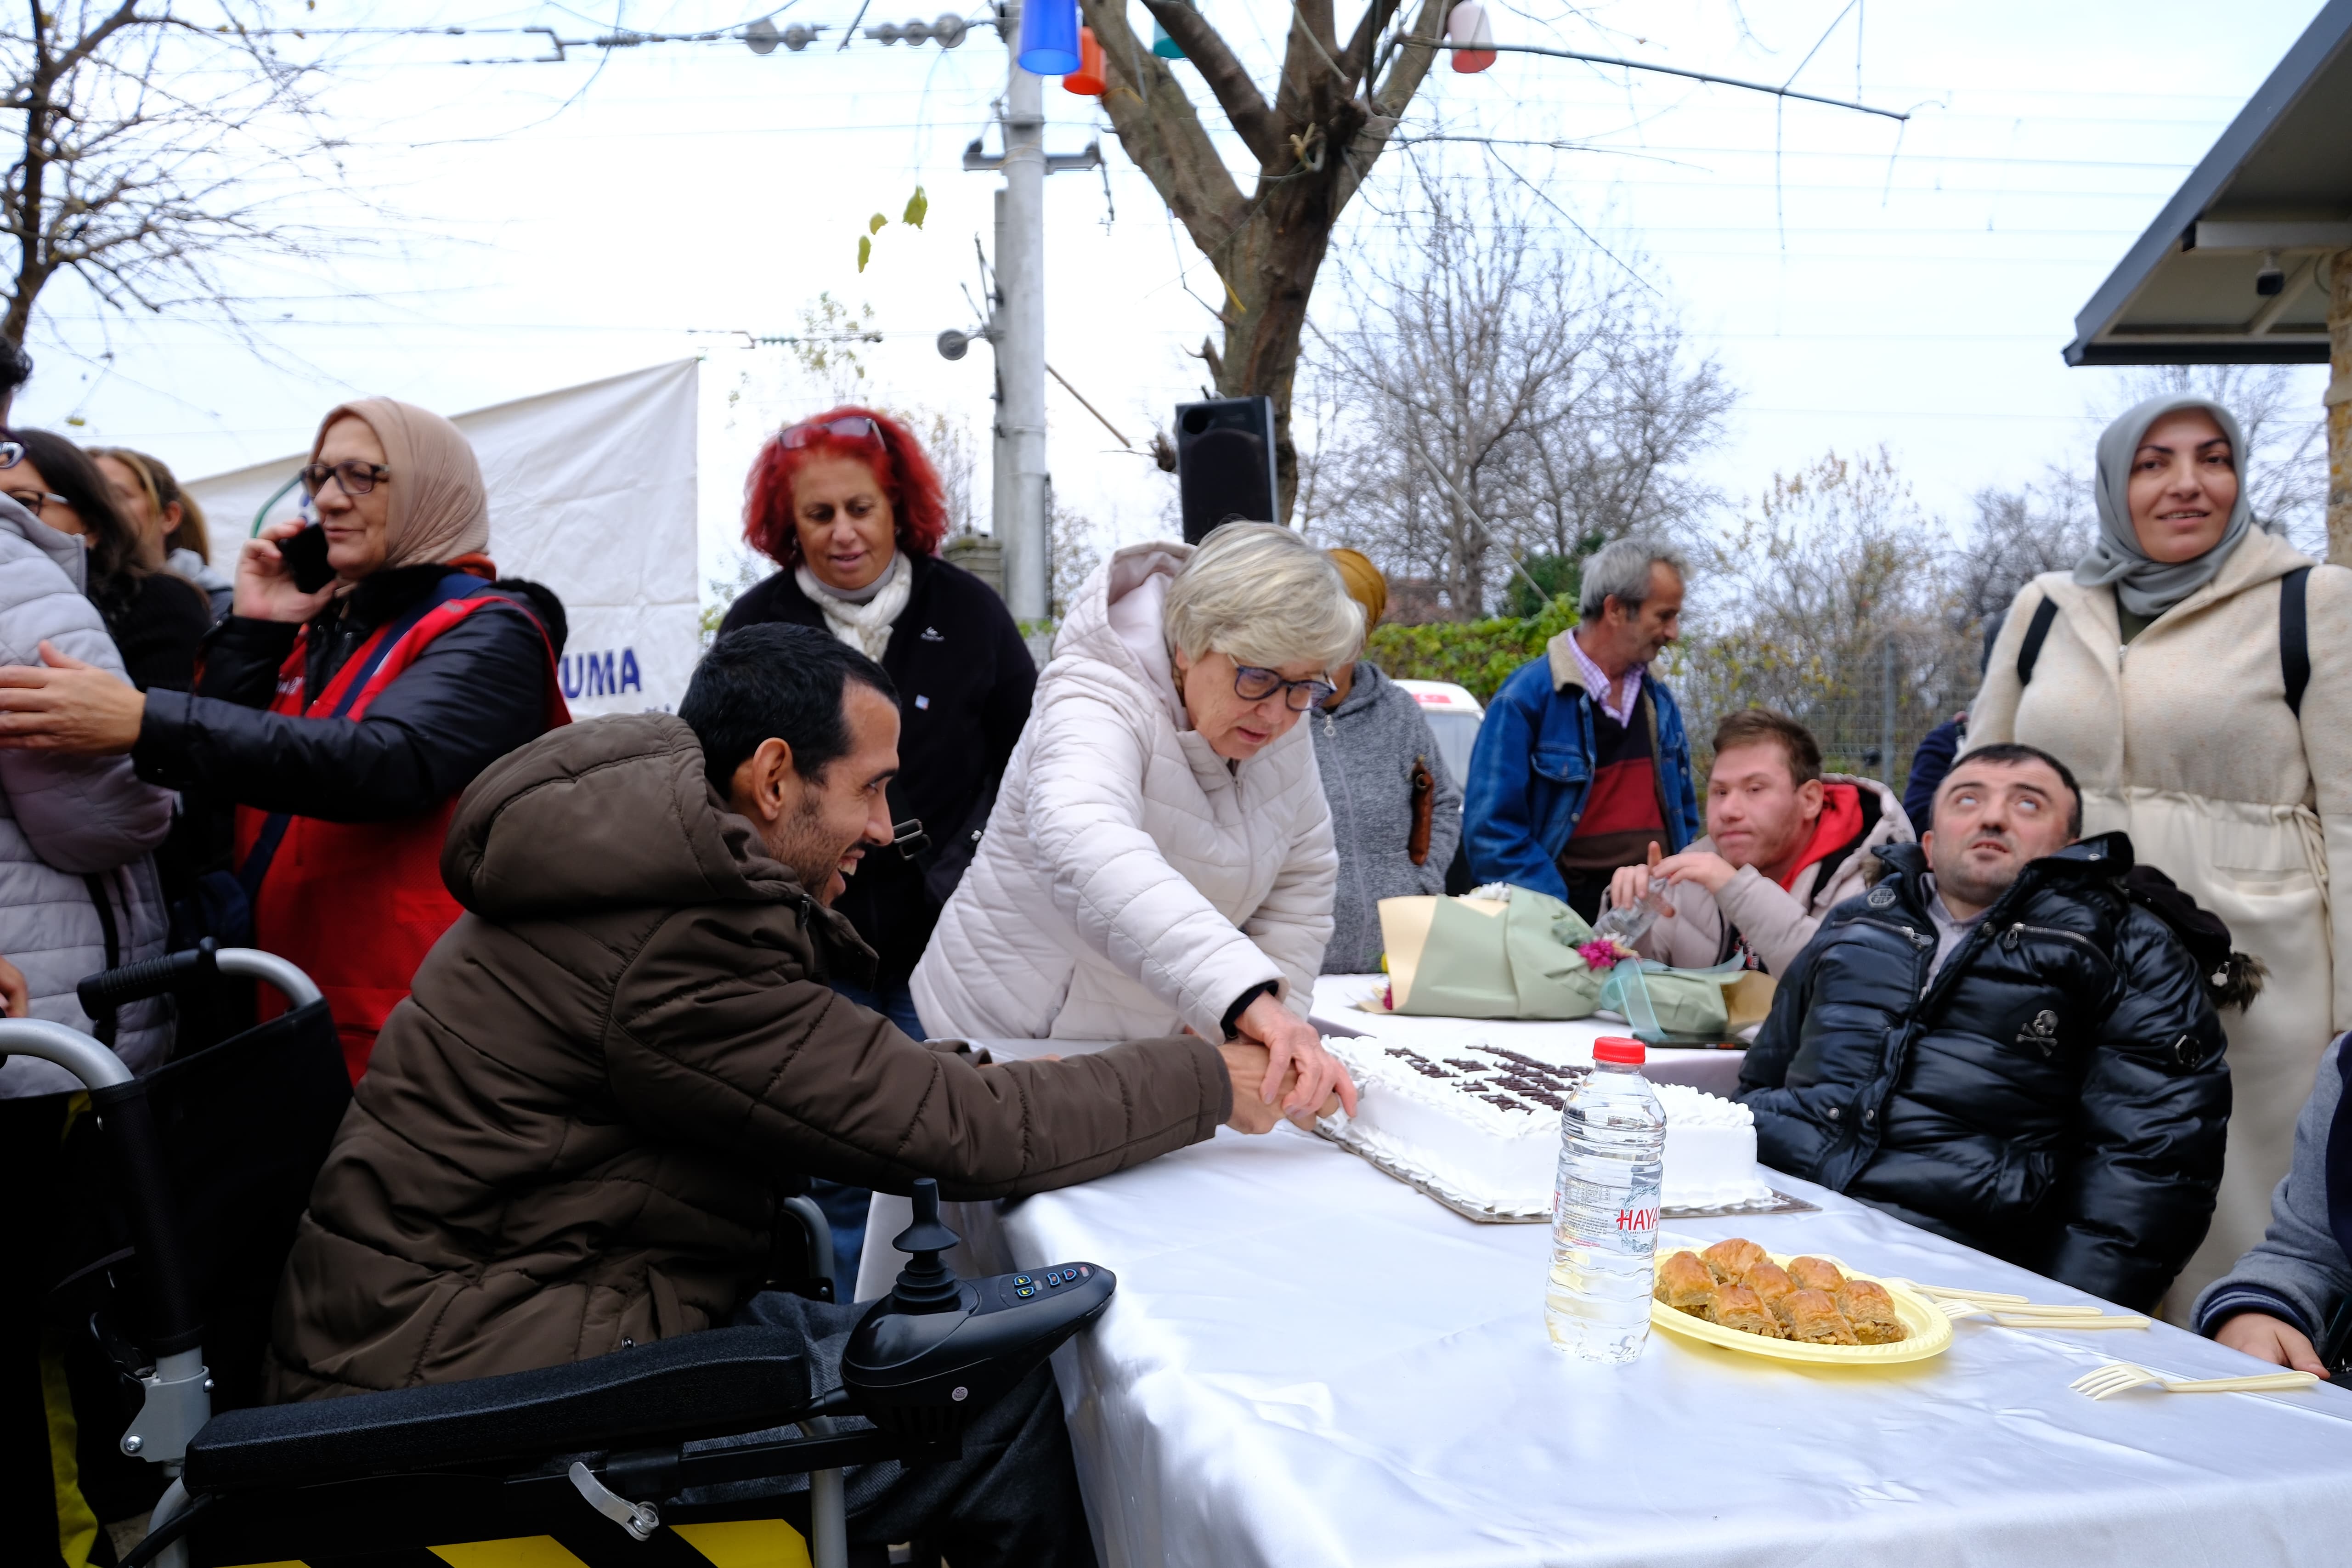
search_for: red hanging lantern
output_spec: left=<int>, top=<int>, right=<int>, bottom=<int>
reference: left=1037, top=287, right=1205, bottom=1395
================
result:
left=1064, top=26, right=1108, bottom=96
left=1446, top=1, right=1496, bottom=72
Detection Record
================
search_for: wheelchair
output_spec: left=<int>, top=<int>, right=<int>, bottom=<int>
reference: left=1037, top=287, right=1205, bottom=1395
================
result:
left=16, top=945, right=1117, bottom=1568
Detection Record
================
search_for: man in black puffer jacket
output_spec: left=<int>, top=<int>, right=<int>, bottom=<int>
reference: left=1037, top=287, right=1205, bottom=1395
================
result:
left=1740, top=743, right=2229, bottom=1310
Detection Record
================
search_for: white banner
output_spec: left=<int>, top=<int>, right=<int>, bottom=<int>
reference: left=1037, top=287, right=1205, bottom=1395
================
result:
left=186, top=360, right=701, bottom=718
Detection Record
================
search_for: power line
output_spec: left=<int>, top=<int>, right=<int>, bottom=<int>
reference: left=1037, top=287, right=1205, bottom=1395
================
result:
left=1423, top=39, right=1909, bottom=121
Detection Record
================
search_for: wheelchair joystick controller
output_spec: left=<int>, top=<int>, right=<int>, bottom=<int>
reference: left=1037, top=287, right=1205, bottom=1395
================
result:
left=842, top=1178, right=1116, bottom=1440
left=887, top=1177, right=966, bottom=1312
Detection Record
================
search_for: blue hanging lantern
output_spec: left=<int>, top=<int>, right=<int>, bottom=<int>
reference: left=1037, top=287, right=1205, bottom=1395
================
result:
left=1017, top=0, right=1081, bottom=76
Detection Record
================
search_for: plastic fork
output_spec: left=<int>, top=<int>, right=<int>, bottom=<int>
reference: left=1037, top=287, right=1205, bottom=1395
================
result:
left=1881, top=1276, right=2110, bottom=1315
left=1935, top=1299, right=2150, bottom=1329
left=2069, top=1361, right=2319, bottom=1399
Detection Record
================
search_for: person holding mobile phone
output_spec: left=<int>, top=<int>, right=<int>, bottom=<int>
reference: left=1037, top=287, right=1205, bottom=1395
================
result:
left=0, top=398, right=571, bottom=1082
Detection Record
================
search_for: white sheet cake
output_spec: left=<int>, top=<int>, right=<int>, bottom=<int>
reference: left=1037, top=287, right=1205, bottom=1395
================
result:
left=1322, top=1037, right=1776, bottom=1217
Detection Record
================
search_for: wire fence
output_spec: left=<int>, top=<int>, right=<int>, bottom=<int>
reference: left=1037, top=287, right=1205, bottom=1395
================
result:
left=1663, top=626, right=1981, bottom=814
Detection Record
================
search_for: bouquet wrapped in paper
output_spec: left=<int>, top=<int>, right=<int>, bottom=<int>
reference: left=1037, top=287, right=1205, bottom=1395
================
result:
left=1373, top=884, right=1773, bottom=1035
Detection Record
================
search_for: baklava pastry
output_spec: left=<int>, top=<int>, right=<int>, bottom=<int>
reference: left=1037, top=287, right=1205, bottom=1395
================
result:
left=1708, top=1283, right=1782, bottom=1338
left=1787, top=1255, right=1846, bottom=1295
left=1744, top=1259, right=1796, bottom=1312
left=1837, top=1278, right=1907, bottom=1344
left=1653, top=1251, right=1718, bottom=1316
left=1778, top=1287, right=1860, bottom=1345
left=1700, top=1237, right=1767, bottom=1285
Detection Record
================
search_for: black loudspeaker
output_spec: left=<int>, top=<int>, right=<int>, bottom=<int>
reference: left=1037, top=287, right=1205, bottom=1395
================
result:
left=1175, top=396, right=1279, bottom=542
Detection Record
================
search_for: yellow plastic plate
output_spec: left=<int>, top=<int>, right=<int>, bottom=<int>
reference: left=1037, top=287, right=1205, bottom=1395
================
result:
left=1649, top=1249, right=1954, bottom=1366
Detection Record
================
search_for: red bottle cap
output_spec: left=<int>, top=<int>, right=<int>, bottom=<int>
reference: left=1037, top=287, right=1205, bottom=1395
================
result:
left=1592, top=1037, right=1645, bottom=1066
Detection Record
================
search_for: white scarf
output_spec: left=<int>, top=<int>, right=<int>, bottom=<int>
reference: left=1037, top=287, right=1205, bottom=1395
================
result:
left=796, top=550, right=912, bottom=662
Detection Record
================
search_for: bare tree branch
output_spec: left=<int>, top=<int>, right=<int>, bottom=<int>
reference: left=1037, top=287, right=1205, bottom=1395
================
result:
left=1299, top=177, right=1731, bottom=618
left=0, top=0, right=359, bottom=350
left=1137, top=0, right=1280, bottom=167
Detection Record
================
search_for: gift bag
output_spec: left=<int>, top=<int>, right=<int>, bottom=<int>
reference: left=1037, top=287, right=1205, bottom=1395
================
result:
left=1376, top=886, right=1606, bottom=1019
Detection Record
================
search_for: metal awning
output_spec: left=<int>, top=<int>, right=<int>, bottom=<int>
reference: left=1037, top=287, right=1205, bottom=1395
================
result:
left=2065, top=0, right=2352, bottom=366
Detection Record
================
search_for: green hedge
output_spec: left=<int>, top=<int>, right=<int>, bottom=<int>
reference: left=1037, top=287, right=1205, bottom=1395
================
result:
left=1366, top=596, right=1577, bottom=703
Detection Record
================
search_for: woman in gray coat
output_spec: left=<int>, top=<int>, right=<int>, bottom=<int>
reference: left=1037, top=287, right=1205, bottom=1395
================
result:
left=0, top=481, right=174, bottom=1093
left=0, top=476, right=174, bottom=1568
left=1314, top=552, right=1463, bottom=974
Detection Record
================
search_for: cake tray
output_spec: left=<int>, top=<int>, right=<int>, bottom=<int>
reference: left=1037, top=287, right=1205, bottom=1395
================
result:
left=1316, top=1123, right=1817, bottom=1224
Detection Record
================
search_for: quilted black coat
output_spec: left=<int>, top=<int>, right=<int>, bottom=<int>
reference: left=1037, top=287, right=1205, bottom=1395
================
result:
left=1738, top=834, right=2229, bottom=1310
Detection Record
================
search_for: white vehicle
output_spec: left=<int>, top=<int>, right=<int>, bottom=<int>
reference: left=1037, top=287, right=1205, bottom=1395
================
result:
left=1392, top=679, right=1485, bottom=784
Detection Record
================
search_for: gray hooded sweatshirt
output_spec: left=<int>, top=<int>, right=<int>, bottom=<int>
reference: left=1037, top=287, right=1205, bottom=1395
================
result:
left=1311, top=661, right=1463, bottom=974
left=0, top=496, right=173, bottom=1097
left=2194, top=1032, right=2352, bottom=1345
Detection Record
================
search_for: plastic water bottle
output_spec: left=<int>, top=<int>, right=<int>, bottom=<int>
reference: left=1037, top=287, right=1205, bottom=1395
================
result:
left=1545, top=1037, right=1666, bottom=1361
left=1589, top=883, right=1669, bottom=948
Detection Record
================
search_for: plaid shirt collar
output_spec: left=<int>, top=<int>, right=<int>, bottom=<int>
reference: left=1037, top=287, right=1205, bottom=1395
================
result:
left=1567, top=631, right=1644, bottom=727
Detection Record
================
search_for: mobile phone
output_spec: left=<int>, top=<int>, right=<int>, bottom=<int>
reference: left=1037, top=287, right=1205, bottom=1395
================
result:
left=278, top=523, right=336, bottom=593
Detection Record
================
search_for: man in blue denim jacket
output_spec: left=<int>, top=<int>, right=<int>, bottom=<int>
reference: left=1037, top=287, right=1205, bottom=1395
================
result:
left=1463, top=539, right=1702, bottom=920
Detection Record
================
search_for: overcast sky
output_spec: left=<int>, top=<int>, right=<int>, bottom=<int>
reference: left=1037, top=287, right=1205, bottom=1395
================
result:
left=17, top=0, right=2333, bottom=598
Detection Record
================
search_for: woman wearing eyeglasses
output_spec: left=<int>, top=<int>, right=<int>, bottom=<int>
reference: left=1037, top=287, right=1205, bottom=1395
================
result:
left=11, top=430, right=213, bottom=691
left=0, top=434, right=177, bottom=1100
left=0, top=399, right=568, bottom=1081
left=912, top=522, right=1360, bottom=1124
left=717, top=407, right=1038, bottom=1037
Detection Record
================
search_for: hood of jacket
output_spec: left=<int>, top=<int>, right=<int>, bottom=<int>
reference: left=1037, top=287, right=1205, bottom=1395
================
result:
left=443, top=712, right=803, bottom=919
left=0, top=493, right=87, bottom=593
left=1329, top=658, right=1396, bottom=722
left=1812, top=770, right=1911, bottom=894
left=1055, top=539, right=1192, bottom=729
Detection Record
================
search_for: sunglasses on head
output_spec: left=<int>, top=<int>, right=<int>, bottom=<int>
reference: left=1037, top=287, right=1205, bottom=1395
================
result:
left=0, top=438, right=24, bottom=470
left=779, top=415, right=885, bottom=451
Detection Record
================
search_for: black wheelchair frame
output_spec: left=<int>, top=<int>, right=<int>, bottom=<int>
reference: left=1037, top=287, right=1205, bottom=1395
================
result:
left=12, top=945, right=1114, bottom=1568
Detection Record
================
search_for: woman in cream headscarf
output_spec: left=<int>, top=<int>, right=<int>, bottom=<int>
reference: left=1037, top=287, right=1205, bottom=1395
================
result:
left=1965, top=393, right=2352, bottom=1312
left=0, top=398, right=570, bottom=1079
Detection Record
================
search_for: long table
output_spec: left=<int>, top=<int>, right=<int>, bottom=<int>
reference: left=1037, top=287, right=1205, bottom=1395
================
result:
left=861, top=1028, right=2352, bottom=1567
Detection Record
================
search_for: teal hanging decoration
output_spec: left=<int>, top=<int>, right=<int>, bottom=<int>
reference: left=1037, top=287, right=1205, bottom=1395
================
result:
left=1152, top=0, right=1191, bottom=59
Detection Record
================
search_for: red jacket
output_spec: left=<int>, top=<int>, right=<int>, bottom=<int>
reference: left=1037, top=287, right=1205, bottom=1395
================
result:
left=228, top=575, right=568, bottom=1079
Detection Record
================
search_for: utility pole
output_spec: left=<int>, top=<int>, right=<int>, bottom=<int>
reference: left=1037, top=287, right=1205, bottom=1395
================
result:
left=998, top=36, right=1048, bottom=623
left=954, top=0, right=1099, bottom=627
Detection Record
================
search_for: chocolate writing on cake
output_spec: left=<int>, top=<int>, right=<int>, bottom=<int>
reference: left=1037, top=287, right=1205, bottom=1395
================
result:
left=1374, top=1042, right=1591, bottom=1116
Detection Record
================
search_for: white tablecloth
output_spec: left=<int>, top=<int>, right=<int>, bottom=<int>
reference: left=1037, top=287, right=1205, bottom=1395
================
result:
left=861, top=1035, right=2352, bottom=1567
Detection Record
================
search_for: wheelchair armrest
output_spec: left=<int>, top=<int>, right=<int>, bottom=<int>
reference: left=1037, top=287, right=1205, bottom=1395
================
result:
left=182, top=1326, right=814, bottom=1494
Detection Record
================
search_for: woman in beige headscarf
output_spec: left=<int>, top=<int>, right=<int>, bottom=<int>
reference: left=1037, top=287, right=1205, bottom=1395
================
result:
left=0, top=398, right=570, bottom=1079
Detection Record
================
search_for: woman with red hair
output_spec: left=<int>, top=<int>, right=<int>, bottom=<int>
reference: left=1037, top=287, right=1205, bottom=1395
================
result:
left=718, top=408, right=1035, bottom=1254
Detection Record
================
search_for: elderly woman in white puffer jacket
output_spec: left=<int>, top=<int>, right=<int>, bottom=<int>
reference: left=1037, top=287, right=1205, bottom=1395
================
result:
left=913, top=523, right=1360, bottom=1121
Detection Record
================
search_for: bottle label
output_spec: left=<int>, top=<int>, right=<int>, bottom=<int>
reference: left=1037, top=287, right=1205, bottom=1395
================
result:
left=1558, top=1170, right=1663, bottom=1255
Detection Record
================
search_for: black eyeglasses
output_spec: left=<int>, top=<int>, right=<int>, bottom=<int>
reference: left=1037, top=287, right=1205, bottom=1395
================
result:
left=778, top=415, right=885, bottom=450
left=6, top=488, right=69, bottom=514
left=299, top=459, right=391, bottom=498
left=1233, top=664, right=1337, bottom=711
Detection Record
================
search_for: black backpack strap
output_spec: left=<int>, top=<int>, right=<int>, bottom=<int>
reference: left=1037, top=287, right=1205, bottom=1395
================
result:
left=2282, top=566, right=2312, bottom=719
left=2015, top=594, right=2060, bottom=687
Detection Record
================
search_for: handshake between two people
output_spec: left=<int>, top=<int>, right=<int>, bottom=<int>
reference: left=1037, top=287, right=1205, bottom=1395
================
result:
left=1216, top=991, right=1358, bottom=1136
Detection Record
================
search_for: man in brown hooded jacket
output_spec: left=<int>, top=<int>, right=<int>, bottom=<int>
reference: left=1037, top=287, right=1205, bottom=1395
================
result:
left=266, top=622, right=1303, bottom=1566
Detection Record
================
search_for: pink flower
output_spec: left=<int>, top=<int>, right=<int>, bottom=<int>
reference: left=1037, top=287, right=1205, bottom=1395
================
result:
left=1577, top=937, right=1637, bottom=971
